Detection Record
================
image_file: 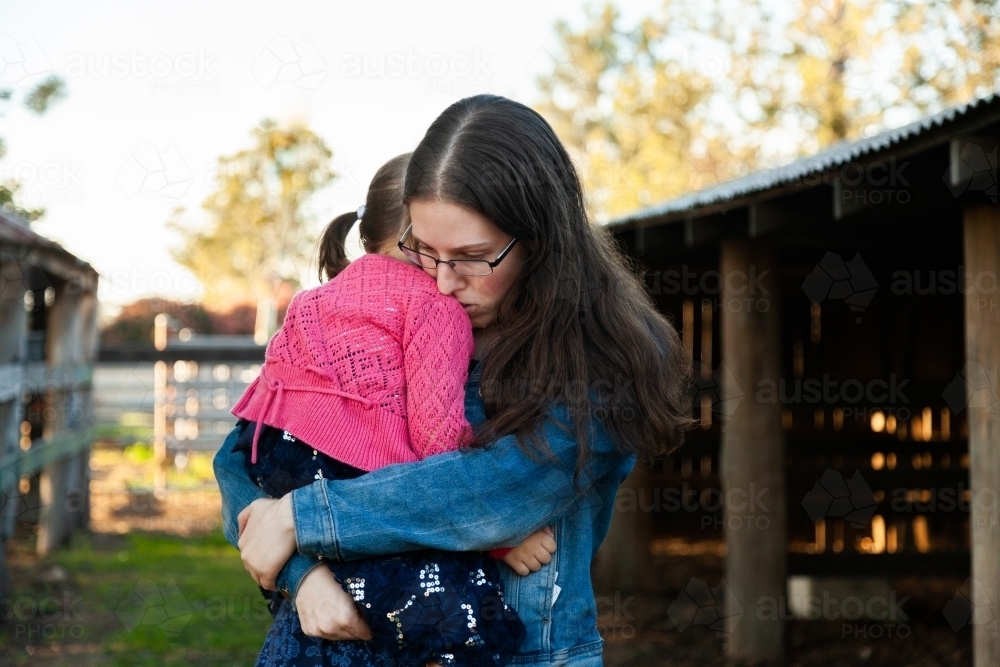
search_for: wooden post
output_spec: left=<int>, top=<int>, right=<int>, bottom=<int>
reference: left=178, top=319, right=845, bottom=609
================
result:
left=719, top=238, right=786, bottom=662
left=59, top=288, right=98, bottom=534
left=963, top=203, right=1000, bottom=667
left=153, top=312, right=169, bottom=498
left=0, top=259, right=28, bottom=606
left=37, top=279, right=80, bottom=555
left=36, top=456, right=70, bottom=555
left=0, top=277, right=28, bottom=519
left=153, top=360, right=168, bottom=498
left=74, top=290, right=99, bottom=532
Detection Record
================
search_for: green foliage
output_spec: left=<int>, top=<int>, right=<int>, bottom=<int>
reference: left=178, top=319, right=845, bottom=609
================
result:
left=536, top=0, right=1000, bottom=221
left=23, top=75, right=67, bottom=114
left=123, top=442, right=155, bottom=463
left=0, top=184, right=44, bottom=223
left=168, top=119, right=336, bottom=310
left=184, top=452, right=217, bottom=486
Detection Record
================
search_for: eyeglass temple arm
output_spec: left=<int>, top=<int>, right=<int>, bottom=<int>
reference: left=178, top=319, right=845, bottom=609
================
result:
left=489, top=237, right=518, bottom=267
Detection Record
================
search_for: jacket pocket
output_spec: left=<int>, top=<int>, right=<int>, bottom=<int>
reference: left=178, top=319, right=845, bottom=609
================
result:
left=498, top=522, right=560, bottom=656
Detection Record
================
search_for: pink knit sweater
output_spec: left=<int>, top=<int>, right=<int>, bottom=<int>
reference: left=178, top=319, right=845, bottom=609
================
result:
left=231, top=253, right=475, bottom=472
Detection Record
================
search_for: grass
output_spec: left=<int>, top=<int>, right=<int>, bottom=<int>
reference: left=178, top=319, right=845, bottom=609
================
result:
left=0, top=528, right=272, bottom=666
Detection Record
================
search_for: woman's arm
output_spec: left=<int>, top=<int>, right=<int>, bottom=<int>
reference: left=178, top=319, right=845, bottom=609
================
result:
left=290, top=404, right=631, bottom=561
left=213, top=424, right=325, bottom=599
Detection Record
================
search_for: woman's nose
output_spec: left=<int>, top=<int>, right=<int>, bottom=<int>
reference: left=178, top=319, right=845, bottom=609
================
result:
left=435, top=264, right=464, bottom=296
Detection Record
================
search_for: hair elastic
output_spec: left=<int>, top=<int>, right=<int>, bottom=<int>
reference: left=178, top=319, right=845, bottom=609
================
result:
left=356, top=205, right=366, bottom=220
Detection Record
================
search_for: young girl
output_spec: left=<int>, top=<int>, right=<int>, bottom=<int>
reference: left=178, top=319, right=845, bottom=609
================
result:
left=228, top=153, right=554, bottom=667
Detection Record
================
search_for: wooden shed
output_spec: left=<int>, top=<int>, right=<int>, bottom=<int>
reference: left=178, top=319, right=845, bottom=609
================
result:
left=0, top=210, right=99, bottom=600
left=608, top=93, right=999, bottom=665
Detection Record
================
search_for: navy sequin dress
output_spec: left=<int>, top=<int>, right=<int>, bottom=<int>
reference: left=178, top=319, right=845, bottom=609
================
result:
left=231, top=418, right=526, bottom=667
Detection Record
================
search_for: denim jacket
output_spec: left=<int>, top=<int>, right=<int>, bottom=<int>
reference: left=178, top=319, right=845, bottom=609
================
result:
left=214, top=361, right=636, bottom=666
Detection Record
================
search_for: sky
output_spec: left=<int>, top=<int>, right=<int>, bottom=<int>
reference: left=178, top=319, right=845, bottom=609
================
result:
left=1, top=0, right=657, bottom=324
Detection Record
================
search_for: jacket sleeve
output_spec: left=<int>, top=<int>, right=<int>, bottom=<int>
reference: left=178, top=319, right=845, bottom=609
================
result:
left=402, top=296, right=475, bottom=459
left=213, top=423, right=324, bottom=601
left=289, top=406, right=631, bottom=560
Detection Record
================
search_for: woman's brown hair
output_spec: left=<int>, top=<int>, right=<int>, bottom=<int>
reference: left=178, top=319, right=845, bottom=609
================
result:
left=317, top=152, right=411, bottom=282
left=405, top=95, right=692, bottom=480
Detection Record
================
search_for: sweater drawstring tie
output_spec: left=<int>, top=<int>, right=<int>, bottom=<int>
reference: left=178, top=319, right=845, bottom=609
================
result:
left=250, top=364, right=374, bottom=465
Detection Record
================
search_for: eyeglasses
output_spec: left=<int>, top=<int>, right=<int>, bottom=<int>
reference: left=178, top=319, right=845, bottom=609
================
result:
left=397, top=224, right=518, bottom=277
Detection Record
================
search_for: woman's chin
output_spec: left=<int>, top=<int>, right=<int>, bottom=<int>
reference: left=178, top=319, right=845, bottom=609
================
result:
left=463, top=305, right=483, bottom=327
left=468, top=311, right=495, bottom=329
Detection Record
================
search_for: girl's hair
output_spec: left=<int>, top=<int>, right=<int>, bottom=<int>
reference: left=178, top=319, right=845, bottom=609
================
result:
left=317, top=152, right=412, bottom=282
left=405, top=94, right=692, bottom=478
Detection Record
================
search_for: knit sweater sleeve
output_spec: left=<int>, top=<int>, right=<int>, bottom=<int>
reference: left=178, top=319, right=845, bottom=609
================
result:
left=402, top=294, right=475, bottom=460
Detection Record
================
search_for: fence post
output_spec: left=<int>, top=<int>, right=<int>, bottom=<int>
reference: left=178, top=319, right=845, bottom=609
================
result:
left=73, top=290, right=99, bottom=532
left=0, top=255, right=28, bottom=607
left=153, top=359, right=168, bottom=498
left=37, top=278, right=82, bottom=556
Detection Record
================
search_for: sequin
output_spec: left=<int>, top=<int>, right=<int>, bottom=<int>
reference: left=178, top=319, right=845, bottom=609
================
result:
left=233, top=418, right=526, bottom=667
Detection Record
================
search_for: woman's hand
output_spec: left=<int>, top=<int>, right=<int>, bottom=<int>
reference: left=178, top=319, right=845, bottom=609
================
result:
left=237, top=495, right=297, bottom=590
left=295, top=565, right=373, bottom=641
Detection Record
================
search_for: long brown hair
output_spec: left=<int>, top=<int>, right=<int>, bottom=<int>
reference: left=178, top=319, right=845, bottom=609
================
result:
left=405, top=95, right=692, bottom=477
left=317, top=153, right=411, bottom=282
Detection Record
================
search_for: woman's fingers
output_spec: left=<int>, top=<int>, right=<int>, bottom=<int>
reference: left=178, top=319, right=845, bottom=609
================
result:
left=236, top=499, right=261, bottom=551
left=537, top=549, right=552, bottom=565
left=540, top=535, right=557, bottom=553
left=237, top=505, right=251, bottom=538
left=238, top=497, right=297, bottom=590
left=295, top=566, right=374, bottom=641
left=259, top=572, right=277, bottom=591
left=241, top=557, right=262, bottom=588
left=240, top=549, right=264, bottom=588
left=337, top=608, right=374, bottom=641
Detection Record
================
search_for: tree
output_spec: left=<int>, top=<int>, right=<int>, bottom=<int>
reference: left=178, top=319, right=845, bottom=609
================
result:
left=99, top=297, right=264, bottom=346
left=168, top=119, right=335, bottom=336
left=0, top=75, right=67, bottom=223
left=535, top=0, right=1000, bottom=221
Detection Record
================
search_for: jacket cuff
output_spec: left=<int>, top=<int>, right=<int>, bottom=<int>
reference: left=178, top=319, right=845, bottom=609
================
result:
left=277, top=553, right=325, bottom=602
left=290, top=481, right=340, bottom=560
left=489, top=547, right=512, bottom=559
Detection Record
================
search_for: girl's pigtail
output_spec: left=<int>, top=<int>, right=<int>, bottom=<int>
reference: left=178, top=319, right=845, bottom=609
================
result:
left=317, top=211, right=359, bottom=283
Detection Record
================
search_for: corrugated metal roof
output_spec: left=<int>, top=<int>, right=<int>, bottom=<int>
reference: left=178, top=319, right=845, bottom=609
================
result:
left=610, top=92, right=999, bottom=228
left=0, top=209, right=55, bottom=248
left=0, top=208, right=98, bottom=279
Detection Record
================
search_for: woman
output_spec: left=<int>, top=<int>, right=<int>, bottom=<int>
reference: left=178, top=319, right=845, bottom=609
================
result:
left=215, top=94, right=691, bottom=666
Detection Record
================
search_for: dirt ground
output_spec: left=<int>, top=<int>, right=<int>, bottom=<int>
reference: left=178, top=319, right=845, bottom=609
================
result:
left=598, top=551, right=972, bottom=667
left=86, top=451, right=223, bottom=537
